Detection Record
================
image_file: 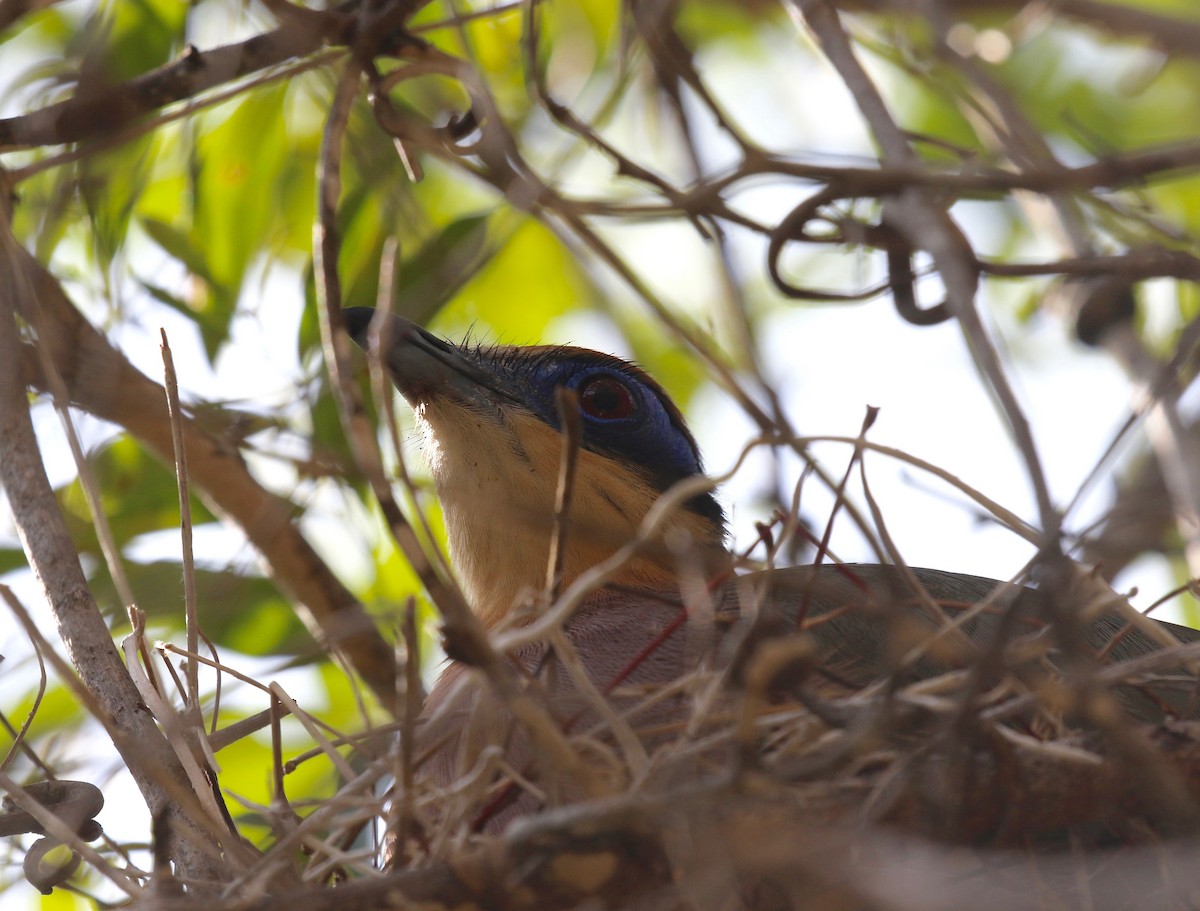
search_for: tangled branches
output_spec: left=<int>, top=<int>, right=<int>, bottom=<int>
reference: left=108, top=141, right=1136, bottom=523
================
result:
left=6, top=0, right=1200, bottom=908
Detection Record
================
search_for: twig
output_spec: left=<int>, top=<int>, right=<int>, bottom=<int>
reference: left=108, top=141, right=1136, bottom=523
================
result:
left=317, top=59, right=463, bottom=720
left=0, top=198, right=227, bottom=884
left=118, top=613, right=242, bottom=853
left=0, top=605, right=47, bottom=773
left=2, top=585, right=229, bottom=883
left=315, top=54, right=598, bottom=795
left=499, top=442, right=759, bottom=654
left=15, top=247, right=396, bottom=706
left=24, top=295, right=139, bottom=618
left=0, top=7, right=351, bottom=149
left=0, top=770, right=142, bottom=897
left=789, top=0, right=1059, bottom=542
left=160, top=329, right=200, bottom=711
left=366, top=238, right=457, bottom=588
left=226, top=754, right=394, bottom=896
left=546, top=387, right=582, bottom=598
left=798, top=407, right=880, bottom=625
left=268, top=684, right=358, bottom=784
left=383, top=597, right=423, bottom=871
left=8, top=49, right=346, bottom=184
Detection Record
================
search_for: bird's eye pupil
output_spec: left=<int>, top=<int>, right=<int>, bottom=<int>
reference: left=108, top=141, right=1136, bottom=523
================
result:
left=578, top=376, right=636, bottom=420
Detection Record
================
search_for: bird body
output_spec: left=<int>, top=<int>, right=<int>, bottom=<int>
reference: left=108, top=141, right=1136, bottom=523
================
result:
left=344, top=307, right=1200, bottom=826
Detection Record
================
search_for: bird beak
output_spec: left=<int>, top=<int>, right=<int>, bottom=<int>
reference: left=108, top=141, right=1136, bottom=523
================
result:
left=342, top=307, right=514, bottom=411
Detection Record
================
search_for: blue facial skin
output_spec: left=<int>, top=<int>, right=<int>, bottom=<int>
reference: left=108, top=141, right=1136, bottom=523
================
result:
left=479, top=346, right=727, bottom=534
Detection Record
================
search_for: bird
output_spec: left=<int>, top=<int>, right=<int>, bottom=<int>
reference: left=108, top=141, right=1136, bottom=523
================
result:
left=342, top=306, right=1200, bottom=827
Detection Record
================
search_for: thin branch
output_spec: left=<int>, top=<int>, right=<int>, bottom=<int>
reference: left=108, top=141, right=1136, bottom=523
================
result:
left=160, top=329, right=200, bottom=711
left=0, top=197, right=226, bottom=885
left=0, top=8, right=349, bottom=150
left=789, top=0, right=1059, bottom=542
left=0, top=589, right=48, bottom=774
left=314, top=54, right=600, bottom=796
left=15, top=247, right=397, bottom=706
left=545, top=387, right=582, bottom=598
left=0, top=770, right=141, bottom=897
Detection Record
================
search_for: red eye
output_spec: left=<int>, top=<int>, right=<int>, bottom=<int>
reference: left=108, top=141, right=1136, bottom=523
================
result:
left=578, top=375, right=636, bottom=420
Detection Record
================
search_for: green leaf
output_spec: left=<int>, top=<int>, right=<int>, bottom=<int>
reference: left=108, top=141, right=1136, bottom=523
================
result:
left=138, top=221, right=231, bottom=355
left=188, top=85, right=306, bottom=357
left=141, top=218, right=218, bottom=286
left=0, top=547, right=29, bottom=575
left=88, top=559, right=310, bottom=654
left=94, top=0, right=187, bottom=83
left=396, top=213, right=493, bottom=326
left=81, top=135, right=157, bottom=269
left=10, top=684, right=88, bottom=747
left=441, top=217, right=590, bottom=340
left=57, top=436, right=218, bottom=560
left=298, top=213, right=493, bottom=358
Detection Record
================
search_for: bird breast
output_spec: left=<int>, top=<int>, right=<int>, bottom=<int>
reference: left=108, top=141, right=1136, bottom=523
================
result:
left=417, top=403, right=719, bottom=628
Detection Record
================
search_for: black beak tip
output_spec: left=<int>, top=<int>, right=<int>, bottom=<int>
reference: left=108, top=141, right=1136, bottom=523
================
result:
left=342, top=307, right=376, bottom=347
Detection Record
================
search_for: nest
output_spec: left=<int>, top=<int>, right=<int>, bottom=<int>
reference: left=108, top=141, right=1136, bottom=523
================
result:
left=294, top=558, right=1200, bottom=911
left=10, top=535, right=1200, bottom=910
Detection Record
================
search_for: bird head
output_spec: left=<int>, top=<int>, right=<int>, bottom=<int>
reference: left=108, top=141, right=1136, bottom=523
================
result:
left=344, top=307, right=728, bottom=628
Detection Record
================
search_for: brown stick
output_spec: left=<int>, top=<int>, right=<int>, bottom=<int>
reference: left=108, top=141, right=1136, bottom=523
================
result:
left=12, top=238, right=396, bottom=707
left=0, top=206, right=226, bottom=887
